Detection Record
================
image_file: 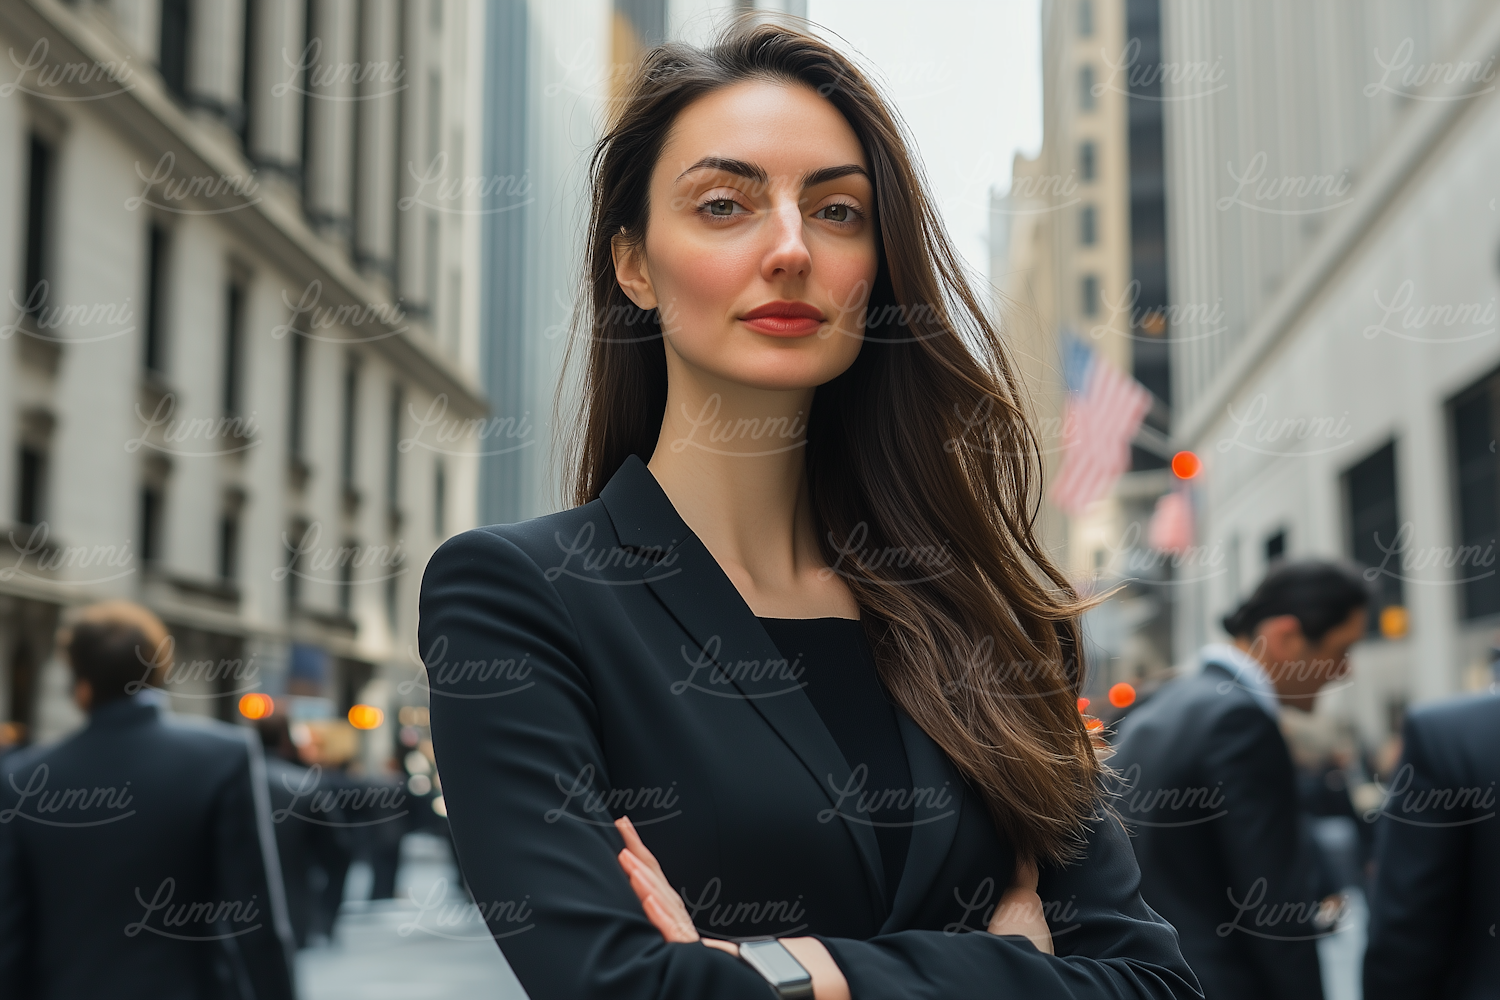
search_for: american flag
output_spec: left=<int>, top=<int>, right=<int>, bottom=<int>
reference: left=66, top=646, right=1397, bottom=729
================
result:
left=1049, top=334, right=1154, bottom=515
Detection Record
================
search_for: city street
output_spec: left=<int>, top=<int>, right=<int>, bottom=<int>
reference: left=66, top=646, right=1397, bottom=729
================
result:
left=299, top=834, right=528, bottom=1000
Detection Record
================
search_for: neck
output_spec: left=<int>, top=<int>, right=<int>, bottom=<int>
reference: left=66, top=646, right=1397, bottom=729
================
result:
left=1230, top=636, right=1319, bottom=710
left=647, top=364, right=820, bottom=594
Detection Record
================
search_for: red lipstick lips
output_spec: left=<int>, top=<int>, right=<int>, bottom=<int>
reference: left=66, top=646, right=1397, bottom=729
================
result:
left=740, top=300, right=826, bottom=337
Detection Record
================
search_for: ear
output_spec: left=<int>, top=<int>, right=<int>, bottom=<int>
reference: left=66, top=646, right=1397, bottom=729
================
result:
left=611, top=230, right=658, bottom=311
left=72, top=678, right=93, bottom=712
left=1255, top=614, right=1305, bottom=660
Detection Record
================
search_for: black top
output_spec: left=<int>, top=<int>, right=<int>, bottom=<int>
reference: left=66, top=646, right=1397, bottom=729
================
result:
left=757, top=617, right=913, bottom=906
left=415, top=454, right=1201, bottom=999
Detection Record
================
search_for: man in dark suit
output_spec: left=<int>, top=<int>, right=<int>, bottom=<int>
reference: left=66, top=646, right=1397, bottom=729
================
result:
left=1110, top=561, right=1370, bottom=1000
left=0, top=601, right=297, bottom=999
left=1363, top=690, right=1499, bottom=999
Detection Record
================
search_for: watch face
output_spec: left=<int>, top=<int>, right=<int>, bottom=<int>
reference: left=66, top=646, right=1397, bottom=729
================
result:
left=741, top=939, right=813, bottom=991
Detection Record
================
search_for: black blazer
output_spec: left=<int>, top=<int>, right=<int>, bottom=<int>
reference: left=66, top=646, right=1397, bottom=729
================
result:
left=0, top=697, right=297, bottom=1000
left=418, top=455, right=1200, bottom=1000
left=1363, top=691, right=1500, bottom=1000
left=1110, top=661, right=1324, bottom=1000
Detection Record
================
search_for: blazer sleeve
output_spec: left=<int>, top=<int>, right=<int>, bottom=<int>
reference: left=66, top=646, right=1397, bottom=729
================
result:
left=0, top=753, right=36, bottom=997
left=209, top=740, right=298, bottom=1000
left=418, top=528, right=774, bottom=1000
left=1202, top=704, right=1324, bottom=1000
left=814, top=811, right=1203, bottom=999
left=1361, top=712, right=1467, bottom=1000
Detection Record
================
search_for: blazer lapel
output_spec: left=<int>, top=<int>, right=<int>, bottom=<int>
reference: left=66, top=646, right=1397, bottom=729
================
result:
left=600, top=456, right=890, bottom=917
left=881, top=712, right=965, bottom=933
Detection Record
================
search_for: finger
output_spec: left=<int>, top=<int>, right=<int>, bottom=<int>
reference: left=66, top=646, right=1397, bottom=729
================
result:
left=620, top=850, right=697, bottom=943
left=644, top=891, right=699, bottom=943
left=701, top=938, right=740, bottom=956
left=615, top=816, right=667, bottom=879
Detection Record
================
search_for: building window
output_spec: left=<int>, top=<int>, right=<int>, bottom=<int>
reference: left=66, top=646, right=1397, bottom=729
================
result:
left=16, top=447, right=45, bottom=526
left=223, top=281, right=246, bottom=416
left=219, top=513, right=240, bottom=582
left=1080, top=204, right=1098, bottom=246
left=1079, top=65, right=1096, bottom=111
left=425, top=213, right=440, bottom=314
left=433, top=459, right=446, bottom=537
left=159, top=0, right=191, bottom=98
left=341, top=355, right=360, bottom=490
left=1264, top=528, right=1286, bottom=564
left=285, top=519, right=308, bottom=608
left=144, top=225, right=169, bottom=374
left=1078, top=0, right=1094, bottom=37
left=339, top=538, right=356, bottom=617
left=239, top=0, right=255, bottom=144
left=1079, top=141, right=1096, bottom=183
left=289, top=335, right=307, bottom=461
left=385, top=572, right=400, bottom=630
left=23, top=135, right=53, bottom=317
left=140, top=487, right=164, bottom=564
left=1451, top=377, right=1500, bottom=619
left=387, top=384, right=403, bottom=511
left=1344, top=440, right=1403, bottom=613
left=1080, top=274, right=1100, bottom=317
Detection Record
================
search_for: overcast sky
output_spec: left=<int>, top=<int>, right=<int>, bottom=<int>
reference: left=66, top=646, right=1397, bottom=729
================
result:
left=806, top=0, right=1043, bottom=284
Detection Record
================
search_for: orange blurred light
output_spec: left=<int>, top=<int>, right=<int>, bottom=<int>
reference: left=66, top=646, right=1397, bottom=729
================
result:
left=1077, top=697, right=1090, bottom=713
left=1108, top=682, right=1137, bottom=708
left=348, top=704, right=384, bottom=730
left=239, top=693, right=274, bottom=720
left=1085, top=717, right=1105, bottom=732
left=1171, top=451, right=1202, bottom=479
left=1379, top=605, right=1409, bottom=640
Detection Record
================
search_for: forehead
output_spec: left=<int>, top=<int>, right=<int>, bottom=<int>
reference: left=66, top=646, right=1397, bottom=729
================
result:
left=657, top=78, right=868, bottom=183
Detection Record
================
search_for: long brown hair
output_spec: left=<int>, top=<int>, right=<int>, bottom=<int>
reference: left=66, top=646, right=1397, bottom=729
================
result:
left=564, top=20, right=1101, bottom=864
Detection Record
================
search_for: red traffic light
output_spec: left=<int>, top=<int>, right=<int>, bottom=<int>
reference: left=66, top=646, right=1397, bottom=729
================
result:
left=1171, top=451, right=1202, bottom=479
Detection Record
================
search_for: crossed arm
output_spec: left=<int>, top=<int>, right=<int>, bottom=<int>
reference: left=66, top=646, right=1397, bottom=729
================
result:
left=614, top=816, right=1053, bottom=1000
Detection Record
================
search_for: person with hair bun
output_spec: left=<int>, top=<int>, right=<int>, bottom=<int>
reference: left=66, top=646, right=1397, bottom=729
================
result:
left=420, top=20, right=1199, bottom=1000
left=1111, top=561, right=1371, bottom=1000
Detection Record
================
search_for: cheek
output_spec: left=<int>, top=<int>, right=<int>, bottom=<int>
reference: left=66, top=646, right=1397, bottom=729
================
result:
left=820, top=243, right=879, bottom=317
left=649, top=238, right=758, bottom=333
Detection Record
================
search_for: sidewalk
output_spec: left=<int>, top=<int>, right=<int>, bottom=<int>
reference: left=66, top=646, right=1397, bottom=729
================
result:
left=297, top=833, right=529, bottom=1000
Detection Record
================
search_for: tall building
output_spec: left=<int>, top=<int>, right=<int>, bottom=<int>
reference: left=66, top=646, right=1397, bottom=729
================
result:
left=1161, top=0, right=1500, bottom=738
left=0, top=0, right=486, bottom=753
left=993, top=0, right=1175, bottom=692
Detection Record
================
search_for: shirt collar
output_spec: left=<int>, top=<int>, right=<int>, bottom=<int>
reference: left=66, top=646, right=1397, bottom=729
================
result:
left=1200, top=642, right=1281, bottom=719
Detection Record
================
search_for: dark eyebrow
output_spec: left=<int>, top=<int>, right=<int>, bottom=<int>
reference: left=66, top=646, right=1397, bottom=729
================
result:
left=675, top=157, right=869, bottom=188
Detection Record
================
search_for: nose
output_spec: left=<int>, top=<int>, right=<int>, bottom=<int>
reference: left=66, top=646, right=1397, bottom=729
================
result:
left=760, top=196, right=811, bottom=282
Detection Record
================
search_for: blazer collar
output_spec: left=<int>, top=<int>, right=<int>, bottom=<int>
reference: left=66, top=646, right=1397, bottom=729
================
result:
left=599, top=455, right=964, bottom=925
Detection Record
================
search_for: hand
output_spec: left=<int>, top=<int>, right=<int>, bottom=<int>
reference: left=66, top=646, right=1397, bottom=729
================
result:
left=615, top=817, right=850, bottom=999
left=614, top=817, right=738, bottom=955
left=987, top=855, right=1053, bottom=955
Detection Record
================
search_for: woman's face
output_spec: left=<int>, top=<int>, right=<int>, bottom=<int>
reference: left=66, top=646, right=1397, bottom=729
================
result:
left=615, top=79, right=878, bottom=392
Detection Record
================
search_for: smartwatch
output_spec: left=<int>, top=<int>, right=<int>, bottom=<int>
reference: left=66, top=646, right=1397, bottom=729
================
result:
left=738, top=938, right=814, bottom=999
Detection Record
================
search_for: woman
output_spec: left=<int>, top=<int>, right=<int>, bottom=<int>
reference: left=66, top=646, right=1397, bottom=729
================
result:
left=419, top=21, right=1199, bottom=1000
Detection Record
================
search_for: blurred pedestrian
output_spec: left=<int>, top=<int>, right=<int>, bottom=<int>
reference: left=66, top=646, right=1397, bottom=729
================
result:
left=0, top=601, right=296, bottom=998
left=1362, top=690, right=1499, bottom=999
left=257, top=714, right=341, bottom=949
left=1110, top=561, right=1370, bottom=1000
